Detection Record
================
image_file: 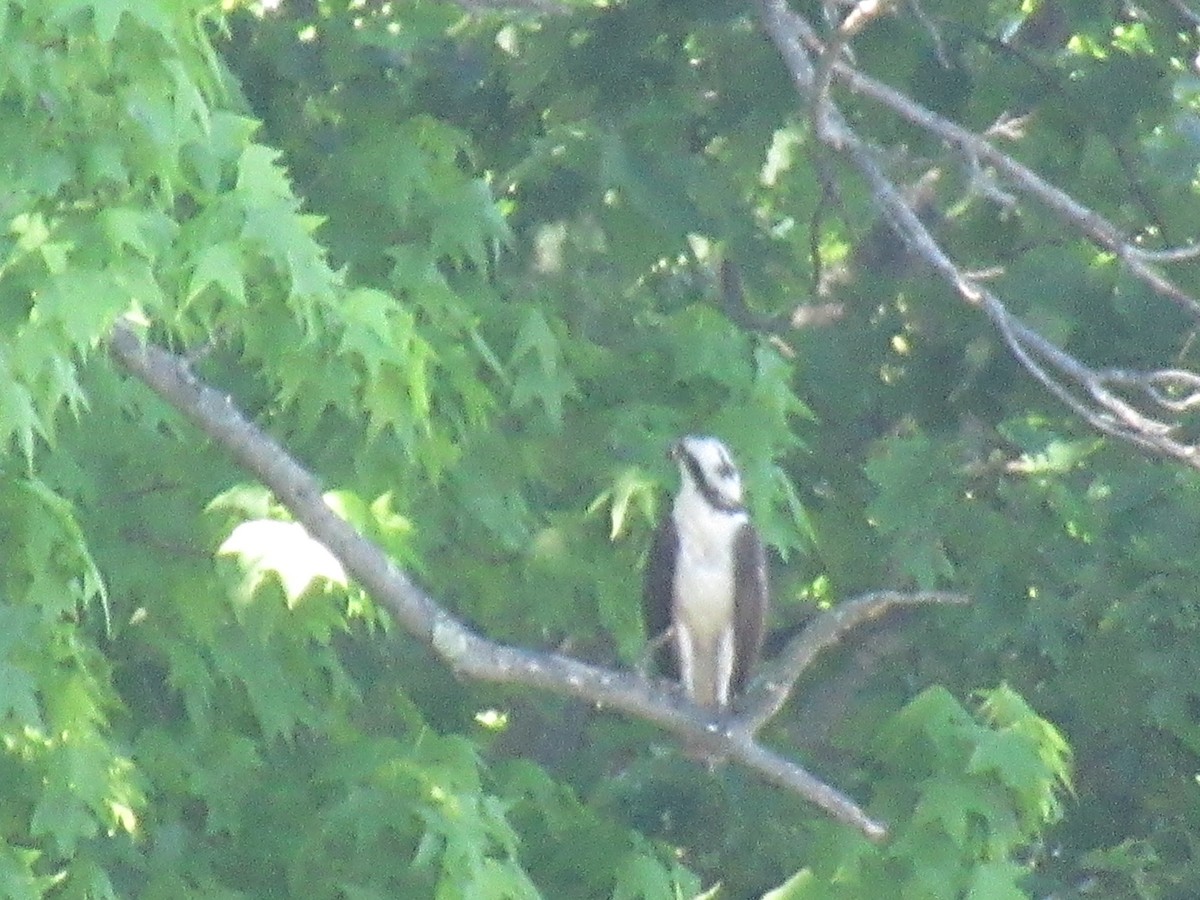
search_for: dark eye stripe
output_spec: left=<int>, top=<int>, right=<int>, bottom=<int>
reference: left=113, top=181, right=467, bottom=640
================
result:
left=680, top=446, right=743, bottom=511
left=681, top=451, right=708, bottom=490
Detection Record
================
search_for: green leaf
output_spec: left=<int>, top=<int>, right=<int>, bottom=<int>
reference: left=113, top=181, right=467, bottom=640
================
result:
left=236, top=143, right=299, bottom=203
left=99, top=206, right=175, bottom=259
left=0, top=362, right=43, bottom=461
left=509, top=307, right=577, bottom=427
left=30, top=787, right=99, bottom=856
left=911, top=778, right=997, bottom=848
left=866, top=433, right=960, bottom=587
left=665, top=305, right=753, bottom=387
left=762, top=868, right=818, bottom=899
left=429, top=178, right=511, bottom=269
left=235, top=144, right=336, bottom=311
left=187, top=242, right=246, bottom=306
left=965, top=860, right=1027, bottom=900
left=0, top=846, right=47, bottom=900
left=977, top=684, right=1073, bottom=795
left=611, top=852, right=678, bottom=900
left=0, top=602, right=41, bottom=726
left=875, top=685, right=979, bottom=768
left=211, top=627, right=319, bottom=740
left=598, top=130, right=703, bottom=240
left=34, top=268, right=132, bottom=347
left=588, top=466, right=656, bottom=539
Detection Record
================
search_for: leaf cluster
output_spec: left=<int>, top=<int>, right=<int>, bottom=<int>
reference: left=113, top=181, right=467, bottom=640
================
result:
left=3, top=0, right=1200, bottom=897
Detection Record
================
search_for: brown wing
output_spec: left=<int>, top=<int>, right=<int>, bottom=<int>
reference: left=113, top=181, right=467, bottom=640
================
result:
left=731, top=521, right=769, bottom=695
left=642, top=516, right=679, bottom=679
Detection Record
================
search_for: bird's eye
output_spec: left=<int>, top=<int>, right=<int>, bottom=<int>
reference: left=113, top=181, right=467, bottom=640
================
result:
left=715, top=462, right=736, bottom=481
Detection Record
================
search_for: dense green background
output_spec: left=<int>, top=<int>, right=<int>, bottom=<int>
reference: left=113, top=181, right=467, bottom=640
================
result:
left=1, top=0, right=1198, bottom=896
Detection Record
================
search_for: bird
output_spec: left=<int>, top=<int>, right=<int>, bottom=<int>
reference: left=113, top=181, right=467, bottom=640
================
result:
left=642, top=435, right=769, bottom=711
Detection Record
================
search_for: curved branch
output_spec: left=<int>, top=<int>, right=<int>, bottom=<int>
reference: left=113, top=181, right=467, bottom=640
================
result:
left=108, top=321, right=895, bottom=840
left=1136, top=243, right=1200, bottom=263
left=741, top=591, right=969, bottom=733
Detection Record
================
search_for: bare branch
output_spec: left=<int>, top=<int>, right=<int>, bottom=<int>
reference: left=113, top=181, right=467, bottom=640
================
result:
left=907, top=0, right=950, bottom=68
left=1096, top=368, right=1200, bottom=412
left=753, top=0, right=1200, bottom=467
left=1134, top=243, right=1200, bottom=263
left=812, top=1, right=897, bottom=142
left=108, top=321, right=894, bottom=840
left=451, top=0, right=570, bottom=15
left=730, top=736, right=887, bottom=841
left=784, top=11, right=1200, bottom=321
left=741, top=591, right=969, bottom=732
left=1162, top=0, right=1200, bottom=29
left=965, top=155, right=1017, bottom=211
left=184, top=327, right=228, bottom=366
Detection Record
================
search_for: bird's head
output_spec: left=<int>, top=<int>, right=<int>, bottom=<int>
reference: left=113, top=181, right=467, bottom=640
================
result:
left=670, top=435, right=744, bottom=511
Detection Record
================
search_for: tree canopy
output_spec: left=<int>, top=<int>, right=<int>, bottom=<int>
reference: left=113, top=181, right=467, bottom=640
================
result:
left=2, top=0, right=1200, bottom=896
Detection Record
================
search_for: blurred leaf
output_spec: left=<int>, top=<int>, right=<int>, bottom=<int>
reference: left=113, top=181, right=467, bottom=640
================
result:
left=219, top=519, right=348, bottom=605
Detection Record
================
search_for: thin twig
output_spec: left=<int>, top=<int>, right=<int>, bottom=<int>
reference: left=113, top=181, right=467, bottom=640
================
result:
left=1096, top=368, right=1200, bottom=412
left=907, top=0, right=949, bottom=67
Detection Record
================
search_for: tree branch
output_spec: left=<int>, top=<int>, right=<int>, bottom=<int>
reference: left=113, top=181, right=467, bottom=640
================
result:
left=108, top=321, right=907, bottom=841
left=741, top=591, right=968, bottom=732
left=451, top=0, right=570, bottom=15
left=1162, top=0, right=1200, bottom=29
left=789, top=13, right=1200, bottom=320
left=753, top=0, right=1200, bottom=467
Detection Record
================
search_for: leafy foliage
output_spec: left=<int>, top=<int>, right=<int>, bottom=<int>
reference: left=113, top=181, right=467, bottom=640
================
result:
left=2, top=0, right=1200, bottom=896
left=788, top=684, right=1071, bottom=899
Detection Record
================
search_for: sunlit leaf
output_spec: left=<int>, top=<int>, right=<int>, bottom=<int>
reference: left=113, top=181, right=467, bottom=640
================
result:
left=219, top=519, right=347, bottom=605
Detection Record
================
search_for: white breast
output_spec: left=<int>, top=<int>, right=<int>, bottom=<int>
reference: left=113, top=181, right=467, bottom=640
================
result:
left=670, top=484, right=746, bottom=639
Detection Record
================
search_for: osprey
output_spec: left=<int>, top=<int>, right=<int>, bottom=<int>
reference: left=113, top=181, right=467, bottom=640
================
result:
left=643, top=436, right=769, bottom=710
